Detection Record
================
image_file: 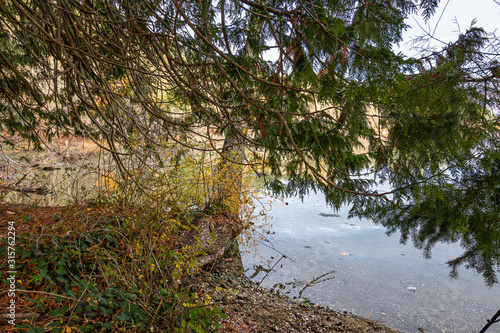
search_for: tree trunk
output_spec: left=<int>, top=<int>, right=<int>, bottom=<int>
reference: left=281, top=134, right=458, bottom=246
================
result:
left=184, top=213, right=243, bottom=269
left=213, top=136, right=245, bottom=214
left=212, top=1, right=262, bottom=214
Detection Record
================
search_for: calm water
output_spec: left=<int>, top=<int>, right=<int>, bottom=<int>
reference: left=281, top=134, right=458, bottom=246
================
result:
left=241, top=192, right=500, bottom=332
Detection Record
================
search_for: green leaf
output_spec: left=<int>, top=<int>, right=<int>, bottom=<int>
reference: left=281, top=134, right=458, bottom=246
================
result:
left=56, top=266, right=67, bottom=275
left=28, top=326, right=45, bottom=333
left=49, top=305, right=68, bottom=318
left=114, top=311, right=130, bottom=322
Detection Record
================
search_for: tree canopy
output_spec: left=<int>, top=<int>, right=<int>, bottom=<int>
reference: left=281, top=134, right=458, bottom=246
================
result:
left=0, top=0, right=499, bottom=284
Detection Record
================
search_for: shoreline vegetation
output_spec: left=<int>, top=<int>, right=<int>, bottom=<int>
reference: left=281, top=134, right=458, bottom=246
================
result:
left=0, top=136, right=404, bottom=332
left=0, top=0, right=499, bottom=330
left=0, top=202, right=401, bottom=332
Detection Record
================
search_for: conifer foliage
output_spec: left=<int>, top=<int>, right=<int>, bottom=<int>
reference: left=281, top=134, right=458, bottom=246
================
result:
left=0, top=0, right=498, bottom=283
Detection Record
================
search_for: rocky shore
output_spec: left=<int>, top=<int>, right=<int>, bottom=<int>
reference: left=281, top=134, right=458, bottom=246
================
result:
left=187, top=242, right=403, bottom=333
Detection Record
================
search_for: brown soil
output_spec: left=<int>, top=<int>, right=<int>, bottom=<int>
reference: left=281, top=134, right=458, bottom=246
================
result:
left=0, top=202, right=141, bottom=236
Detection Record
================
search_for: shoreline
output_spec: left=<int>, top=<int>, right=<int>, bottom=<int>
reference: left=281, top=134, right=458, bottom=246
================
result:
left=190, top=241, right=403, bottom=332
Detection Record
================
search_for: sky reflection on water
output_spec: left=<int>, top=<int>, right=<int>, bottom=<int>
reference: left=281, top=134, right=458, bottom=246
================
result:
left=241, top=192, right=500, bottom=333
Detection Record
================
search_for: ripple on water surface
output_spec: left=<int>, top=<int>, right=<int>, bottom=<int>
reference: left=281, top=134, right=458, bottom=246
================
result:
left=242, top=193, right=500, bottom=333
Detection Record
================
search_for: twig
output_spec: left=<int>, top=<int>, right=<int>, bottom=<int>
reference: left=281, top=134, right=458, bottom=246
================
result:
left=11, top=290, right=76, bottom=300
left=256, top=254, right=286, bottom=288
left=297, top=270, right=335, bottom=300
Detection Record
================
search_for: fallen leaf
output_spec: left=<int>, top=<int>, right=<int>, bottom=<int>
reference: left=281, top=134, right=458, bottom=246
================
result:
left=6, top=211, right=15, bottom=215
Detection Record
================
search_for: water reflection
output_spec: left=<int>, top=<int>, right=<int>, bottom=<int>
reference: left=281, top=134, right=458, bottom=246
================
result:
left=1, top=150, right=115, bottom=206
left=241, top=192, right=500, bottom=332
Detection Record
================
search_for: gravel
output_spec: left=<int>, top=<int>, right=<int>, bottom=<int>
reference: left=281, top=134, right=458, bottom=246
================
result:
left=185, top=244, right=403, bottom=333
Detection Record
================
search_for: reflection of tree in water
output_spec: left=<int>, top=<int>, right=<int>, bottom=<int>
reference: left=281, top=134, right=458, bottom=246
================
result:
left=350, top=136, right=500, bottom=286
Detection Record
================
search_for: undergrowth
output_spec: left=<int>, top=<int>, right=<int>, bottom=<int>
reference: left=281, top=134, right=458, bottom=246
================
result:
left=1, top=202, right=226, bottom=332
left=0, top=135, right=273, bottom=332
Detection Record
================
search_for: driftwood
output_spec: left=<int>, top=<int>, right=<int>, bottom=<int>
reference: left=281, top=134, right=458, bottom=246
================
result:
left=183, top=213, right=244, bottom=269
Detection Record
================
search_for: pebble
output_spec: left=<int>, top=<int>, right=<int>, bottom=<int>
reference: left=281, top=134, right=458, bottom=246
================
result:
left=186, top=249, right=403, bottom=332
